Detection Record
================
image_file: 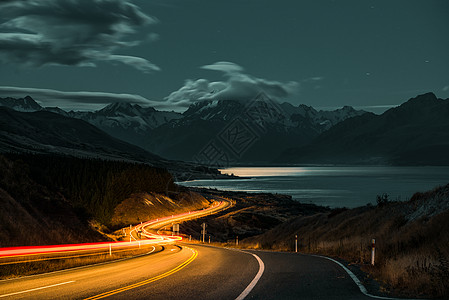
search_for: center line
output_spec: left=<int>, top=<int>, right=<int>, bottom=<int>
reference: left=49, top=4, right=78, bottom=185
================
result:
left=0, top=281, right=75, bottom=298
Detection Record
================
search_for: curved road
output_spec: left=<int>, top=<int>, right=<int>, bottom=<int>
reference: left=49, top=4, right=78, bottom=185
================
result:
left=0, top=243, right=377, bottom=299
left=0, top=198, right=379, bottom=299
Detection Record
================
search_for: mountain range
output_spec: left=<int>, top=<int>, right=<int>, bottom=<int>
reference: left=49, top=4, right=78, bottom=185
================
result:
left=280, top=92, right=449, bottom=165
left=0, top=95, right=366, bottom=163
left=1, top=92, right=448, bottom=166
left=0, top=105, right=221, bottom=180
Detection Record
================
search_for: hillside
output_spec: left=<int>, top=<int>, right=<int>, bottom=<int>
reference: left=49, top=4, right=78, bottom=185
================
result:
left=0, top=154, right=211, bottom=246
left=0, top=106, right=225, bottom=180
left=280, top=93, right=449, bottom=165
left=242, top=184, right=449, bottom=298
left=0, top=106, right=161, bottom=163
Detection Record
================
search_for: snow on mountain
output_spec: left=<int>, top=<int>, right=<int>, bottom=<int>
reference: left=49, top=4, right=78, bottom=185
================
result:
left=0, top=95, right=367, bottom=163
left=70, top=102, right=183, bottom=134
left=0, top=95, right=43, bottom=112
left=184, top=99, right=366, bottom=132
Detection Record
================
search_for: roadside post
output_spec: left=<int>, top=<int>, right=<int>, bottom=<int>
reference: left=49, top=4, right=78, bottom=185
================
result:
left=295, top=235, right=298, bottom=253
left=109, top=244, right=112, bottom=256
left=189, top=235, right=192, bottom=241
left=208, top=235, right=211, bottom=244
left=236, top=236, right=239, bottom=246
left=371, top=238, right=376, bottom=266
left=201, top=223, right=206, bottom=243
left=173, top=223, right=180, bottom=235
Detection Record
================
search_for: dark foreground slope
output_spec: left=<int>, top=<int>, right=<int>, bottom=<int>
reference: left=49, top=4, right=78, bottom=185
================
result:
left=242, top=184, right=449, bottom=298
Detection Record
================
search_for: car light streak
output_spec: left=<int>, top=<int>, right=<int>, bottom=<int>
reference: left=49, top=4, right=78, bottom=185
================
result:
left=0, top=199, right=229, bottom=260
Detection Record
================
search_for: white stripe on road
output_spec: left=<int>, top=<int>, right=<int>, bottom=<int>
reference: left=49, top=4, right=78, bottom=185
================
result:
left=235, top=253, right=265, bottom=300
left=0, top=281, right=75, bottom=298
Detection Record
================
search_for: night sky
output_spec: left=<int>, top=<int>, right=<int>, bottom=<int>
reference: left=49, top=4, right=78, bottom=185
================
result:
left=0, top=0, right=448, bottom=112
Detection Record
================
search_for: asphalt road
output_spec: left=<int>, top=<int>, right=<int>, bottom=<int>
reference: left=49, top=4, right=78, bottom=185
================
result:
left=0, top=243, right=375, bottom=300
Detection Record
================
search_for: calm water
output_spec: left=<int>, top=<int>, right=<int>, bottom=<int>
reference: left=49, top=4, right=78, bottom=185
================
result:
left=179, top=166, right=449, bottom=208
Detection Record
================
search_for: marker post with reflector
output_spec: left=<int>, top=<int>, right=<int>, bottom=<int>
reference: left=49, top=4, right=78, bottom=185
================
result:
left=295, top=235, right=298, bottom=253
left=371, top=239, right=375, bottom=266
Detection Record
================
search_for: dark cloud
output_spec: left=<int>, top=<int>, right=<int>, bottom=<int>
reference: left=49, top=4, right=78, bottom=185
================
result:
left=0, top=0, right=160, bottom=72
left=0, top=86, right=165, bottom=111
left=164, top=62, right=299, bottom=108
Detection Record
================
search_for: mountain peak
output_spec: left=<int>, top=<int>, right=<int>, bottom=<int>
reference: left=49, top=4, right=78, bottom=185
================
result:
left=399, top=92, right=441, bottom=110
left=98, top=102, right=153, bottom=116
left=24, top=95, right=34, bottom=102
left=0, top=95, right=42, bottom=112
left=406, top=92, right=438, bottom=103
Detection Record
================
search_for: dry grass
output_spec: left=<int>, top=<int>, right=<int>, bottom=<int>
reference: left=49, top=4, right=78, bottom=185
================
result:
left=241, top=186, right=449, bottom=299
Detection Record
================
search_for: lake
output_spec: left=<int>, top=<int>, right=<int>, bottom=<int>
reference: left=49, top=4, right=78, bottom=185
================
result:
left=179, top=166, right=449, bottom=208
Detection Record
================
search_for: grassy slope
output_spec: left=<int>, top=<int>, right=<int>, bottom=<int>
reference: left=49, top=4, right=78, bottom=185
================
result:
left=110, top=190, right=211, bottom=228
left=0, top=154, right=211, bottom=246
left=242, top=184, right=449, bottom=298
left=0, top=155, right=105, bottom=246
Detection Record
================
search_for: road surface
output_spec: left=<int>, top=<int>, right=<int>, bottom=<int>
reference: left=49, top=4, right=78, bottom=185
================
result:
left=0, top=243, right=377, bottom=299
left=0, top=198, right=380, bottom=299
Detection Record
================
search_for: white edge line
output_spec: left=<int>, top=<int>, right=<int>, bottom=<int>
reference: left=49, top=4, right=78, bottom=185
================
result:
left=0, top=281, right=75, bottom=298
left=311, top=254, right=422, bottom=300
left=234, top=252, right=265, bottom=300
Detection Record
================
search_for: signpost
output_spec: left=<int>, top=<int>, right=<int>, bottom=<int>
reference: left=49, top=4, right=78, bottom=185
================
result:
left=201, top=223, right=206, bottom=243
left=172, top=223, right=180, bottom=235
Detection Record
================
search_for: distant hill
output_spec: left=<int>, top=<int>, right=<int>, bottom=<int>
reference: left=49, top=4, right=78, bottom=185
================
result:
left=280, top=93, right=449, bottom=165
left=0, top=106, right=161, bottom=164
left=0, top=106, right=224, bottom=180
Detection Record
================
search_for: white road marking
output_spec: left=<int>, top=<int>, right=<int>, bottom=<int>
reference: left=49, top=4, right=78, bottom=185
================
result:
left=0, top=281, right=75, bottom=298
left=147, top=246, right=156, bottom=254
left=235, top=253, right=265, bottom=300
left=312, top=254, right=420, bottom=300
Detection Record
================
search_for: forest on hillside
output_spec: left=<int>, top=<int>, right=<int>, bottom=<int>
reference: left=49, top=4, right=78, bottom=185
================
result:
left=1, top=153, right=176, bottom=234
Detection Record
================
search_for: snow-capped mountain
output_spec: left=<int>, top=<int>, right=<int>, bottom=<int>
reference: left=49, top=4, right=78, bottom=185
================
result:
left=67, top=102, right=182, bottom=148
left=182, top=98, right=365, bottom=132
left=280, top=103, right=366, bottom=130
left=0, top=95, right=43, bottom=112
left=69, top=102, right=182, bottom=135
left=148, top=98, right=367, bottom=162
left=0, top=95, right=367, bottom=163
